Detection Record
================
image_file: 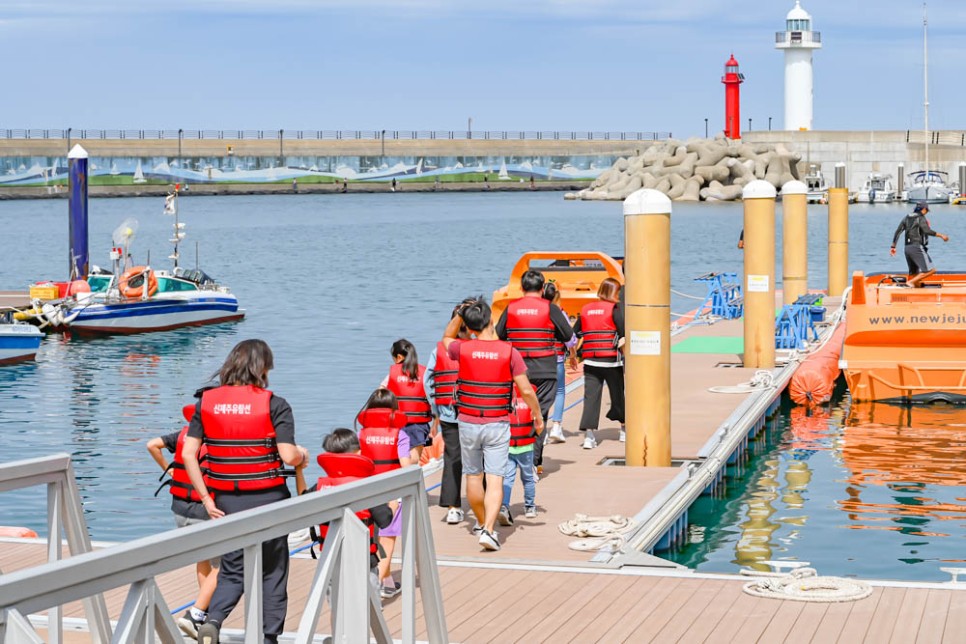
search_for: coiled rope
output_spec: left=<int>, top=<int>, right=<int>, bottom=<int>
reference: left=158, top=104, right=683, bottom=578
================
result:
left=708, top=370, right=776, bottom=394
left=742, top=567, right=873, bottom=603
left=558, top=513, right=637, bottom=552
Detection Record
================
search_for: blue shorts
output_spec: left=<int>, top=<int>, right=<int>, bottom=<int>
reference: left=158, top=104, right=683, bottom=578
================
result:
left=402, top=423, right=432, bottom=448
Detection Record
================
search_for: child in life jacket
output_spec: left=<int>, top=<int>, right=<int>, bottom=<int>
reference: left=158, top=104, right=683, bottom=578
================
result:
left=356, top=388, right=413, bottom=599
left=499, top=384, right=543, bottom=526
left=146, top=404, right=220, bottom=640
left=295, top=428, right=394, bottom=598
left=382, top=339, right=434, bottom=463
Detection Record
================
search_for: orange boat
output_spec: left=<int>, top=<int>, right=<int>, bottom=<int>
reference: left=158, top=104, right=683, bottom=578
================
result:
left=843, top=269, right=966, bottom=403
left=491, top=251, right=624, bottom=320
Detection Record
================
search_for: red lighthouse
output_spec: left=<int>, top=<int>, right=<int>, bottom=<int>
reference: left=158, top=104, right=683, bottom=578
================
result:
left=721, top=54, right=744, bottom=139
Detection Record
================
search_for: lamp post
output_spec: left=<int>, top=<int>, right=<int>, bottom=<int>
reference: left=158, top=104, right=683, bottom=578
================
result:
left=66, top=127, right=72, bottom=154
left=768, top=116, right=772, bottom=131
left=704, top=118, right=709, bottom=139
left=381, top=129, right=386, bottom=158
left=748, top=118, right=752, bottom=132
left=467, top=117, right=472, bottom=140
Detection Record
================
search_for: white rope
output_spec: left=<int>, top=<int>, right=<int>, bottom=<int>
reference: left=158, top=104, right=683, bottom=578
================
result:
left=558, top=513, right=637, bottom=552
left=742, top=567, right=873, bottom=603
left=708, top=370, right=776, bottom=394
left=671, top=288, right=705, bottom=301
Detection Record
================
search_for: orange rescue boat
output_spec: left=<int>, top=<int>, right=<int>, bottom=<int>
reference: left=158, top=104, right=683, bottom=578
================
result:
left=843, top=269, right=966, bottom=403
left=491, top=251, right=624, bottom=320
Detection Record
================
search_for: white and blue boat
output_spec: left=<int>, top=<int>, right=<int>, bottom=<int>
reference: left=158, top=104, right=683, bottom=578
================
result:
left=0, top=322, right=43, bottom=364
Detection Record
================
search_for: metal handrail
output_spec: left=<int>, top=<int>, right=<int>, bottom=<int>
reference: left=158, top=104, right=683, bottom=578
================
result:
left=0, top=129, right=670, bottom=142
left=0, top=454, right=111, bottom=644
left=0, top=457, right=447, bottom=643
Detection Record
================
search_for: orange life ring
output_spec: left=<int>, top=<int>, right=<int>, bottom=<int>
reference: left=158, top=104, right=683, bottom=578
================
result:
left=119, top=266, right=158, bottom=298
left=0, top=526, right=38, bottom=538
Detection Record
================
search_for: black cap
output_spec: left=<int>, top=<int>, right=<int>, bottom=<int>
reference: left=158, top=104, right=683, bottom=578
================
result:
left=913, top=202, right=929, bottom=213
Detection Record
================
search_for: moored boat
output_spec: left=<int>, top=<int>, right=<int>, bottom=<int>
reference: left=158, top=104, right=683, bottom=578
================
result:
left=0, top=320, right=43, bottom=365
left=803, top=165, right=828, bottom=203
left=906, top=170, right=955, bottom=205
left=491, top=251, right=624, bottom=320
left=856, top=172, right=896, bottom=203
left=842, top=270, right=966, bottom=403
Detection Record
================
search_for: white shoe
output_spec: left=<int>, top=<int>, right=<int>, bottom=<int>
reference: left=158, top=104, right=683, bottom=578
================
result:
left=548, top=422, right=566, bottom=444
left=619, top=428, right=626, bottom=443
left=479, top=529, right=501, bottom=551
left=582, top=431, right=597, bottom=450
left=446, top=508, right=464, bottom=524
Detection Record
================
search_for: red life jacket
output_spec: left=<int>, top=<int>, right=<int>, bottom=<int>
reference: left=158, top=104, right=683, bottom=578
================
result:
left=201, top=385, right=287, bottom=491
left=509, top=395, right=536, bottom=448
left=166, top=425, right=213, bottom=503
left=578, top=300, right=619, bottom=360
left=504, top=297, right=556, bottom=359
left=456, top=339, right=514, bottom=418
left=314, top=453, right=376, bottom=555
left=386, top=363, right=432, bottom=424
left=432, top=341, right=459, bottom=407
left=357, top=408, right=408, bottom=475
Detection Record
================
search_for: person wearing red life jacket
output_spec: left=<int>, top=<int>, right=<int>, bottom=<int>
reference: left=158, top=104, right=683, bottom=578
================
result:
left=182, top=339, right=310, bottom=644
left=424, top=300, right=474, bottom=525
left=356, top=388, right=414, bottom=598
left=496, top=270, right=575, bottom=471
left=146, top=403, right=220, bottom=639
left=294, top=428, right=394, bottom=605
left=443, top=297, right=542, bottom=552
left=498, top=383, right=541, bottom=526
left=381, top=339, right=434, bottom=463
left=574, top=278, right=626, bottom=450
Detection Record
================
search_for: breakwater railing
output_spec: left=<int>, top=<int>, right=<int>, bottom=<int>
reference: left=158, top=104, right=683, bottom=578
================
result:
left=0, top=455, right=447, bottom=644
left=0, top=129, right=670, bottom=142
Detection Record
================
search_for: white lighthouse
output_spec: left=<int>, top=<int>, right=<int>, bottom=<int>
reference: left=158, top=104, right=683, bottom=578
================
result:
left=775, top=1, right=821, bottom=131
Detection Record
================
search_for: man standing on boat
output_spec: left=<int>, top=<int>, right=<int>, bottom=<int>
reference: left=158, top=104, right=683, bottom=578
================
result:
left=891, top=202, right=949, bottom=275
left=496, top=270, right=575, bottom=466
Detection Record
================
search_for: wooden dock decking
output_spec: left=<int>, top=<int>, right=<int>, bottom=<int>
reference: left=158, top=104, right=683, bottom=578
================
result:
left=5, top=302, right=965, bottom=642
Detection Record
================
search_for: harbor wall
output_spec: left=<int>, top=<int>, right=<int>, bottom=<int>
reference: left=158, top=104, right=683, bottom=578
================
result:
left=744, top=130, right=966, bottom=192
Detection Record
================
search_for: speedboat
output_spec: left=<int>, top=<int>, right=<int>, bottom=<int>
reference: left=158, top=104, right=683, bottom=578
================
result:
left=842, top=270, right=966, bottom=403
left=906, top=170, right=955, bottom=205
left=803, top=165, right=828, bottom=204
left=0, top=319, right=43, bottom=364
left=856, top=172, right=896, bottom=203
left=40, top=267, right=244, bottom=335
left=491, top=251, right=624, bottom=320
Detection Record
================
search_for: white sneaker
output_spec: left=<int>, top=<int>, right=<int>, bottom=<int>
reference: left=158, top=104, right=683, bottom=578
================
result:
left=498, top=505, right=514, bottom=526
left=479, top=529, right=501, bottom=551
left=524, top=506, right=537, bottom=519
left=619, top=428, right=626, bottom=443
left=548, top=422, right=566, bottom=444
left=582, top=431, right=597, bottom=450
left=446, top=508, right=464, bottom=524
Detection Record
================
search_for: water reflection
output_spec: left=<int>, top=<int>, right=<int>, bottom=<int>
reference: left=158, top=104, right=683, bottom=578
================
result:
left=669, top=397, right=966, bottom=581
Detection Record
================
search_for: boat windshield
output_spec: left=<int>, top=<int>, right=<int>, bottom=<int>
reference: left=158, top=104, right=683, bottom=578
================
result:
left=156, top=276, right=199, bottom=293
left=87, top=275, right=112, bottom=293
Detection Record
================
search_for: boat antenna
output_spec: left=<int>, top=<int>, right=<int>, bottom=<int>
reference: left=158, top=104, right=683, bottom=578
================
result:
left=195, top=240, right=199, bottom=270
left=923, top=2, right=929, bottom=179
left=164, top=184, right=185, bottom=269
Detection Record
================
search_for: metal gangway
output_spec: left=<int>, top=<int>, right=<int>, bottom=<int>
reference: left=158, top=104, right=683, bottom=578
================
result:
left=0, top=454, right=447, bottom=643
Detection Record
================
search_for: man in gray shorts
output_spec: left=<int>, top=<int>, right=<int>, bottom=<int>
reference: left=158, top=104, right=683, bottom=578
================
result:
left=442, top=298, right=543, bottom=551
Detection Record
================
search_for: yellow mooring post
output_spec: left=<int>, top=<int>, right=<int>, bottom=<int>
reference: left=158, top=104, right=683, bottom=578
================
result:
left=622, top=188, right=671, bottom=467
left=781, top=180, right=808, bottom=305
left=742, top=180, right=777, bottom=369
left=828, top=162, right=849, bottom=296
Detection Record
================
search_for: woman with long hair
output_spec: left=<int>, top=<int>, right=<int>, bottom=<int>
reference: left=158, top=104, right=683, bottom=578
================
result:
left=573, top=278, right=625, bottom=449
left=182, top=339, right=309, bottom=644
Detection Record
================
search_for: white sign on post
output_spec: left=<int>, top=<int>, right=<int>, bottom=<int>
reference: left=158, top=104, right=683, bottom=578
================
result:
left=747, top=274, right=769, bottom=293
left=630, top=331, right=661, bottom=356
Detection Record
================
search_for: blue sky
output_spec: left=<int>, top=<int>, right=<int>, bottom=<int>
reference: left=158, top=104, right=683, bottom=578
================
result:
left=2, top=1, right=964, bottom=137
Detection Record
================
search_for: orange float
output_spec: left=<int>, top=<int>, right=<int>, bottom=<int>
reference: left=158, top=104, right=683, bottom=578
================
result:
left=119, top=266, right=158, bottom=298
left=789, top=322, right=846, bottom=406
left=419, top=431, right=445, bottom=466
left=0, top=526, right=38, bottom=538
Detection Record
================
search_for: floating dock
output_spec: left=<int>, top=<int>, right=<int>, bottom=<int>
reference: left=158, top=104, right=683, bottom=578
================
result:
left=3, top=297, right=964, bottom=642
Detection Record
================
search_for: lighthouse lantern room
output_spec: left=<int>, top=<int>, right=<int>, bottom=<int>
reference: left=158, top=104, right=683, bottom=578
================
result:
left=721, top=54, right=744, bottom=140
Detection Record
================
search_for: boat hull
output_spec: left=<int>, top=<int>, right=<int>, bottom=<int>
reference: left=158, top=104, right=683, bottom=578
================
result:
left=907, top=185, right=954, bottom=204
left=843, top=271, right=966, bottom=402
left=0, top=325, right=43, bottom=365
left=61, top=296, right=244, bottom=335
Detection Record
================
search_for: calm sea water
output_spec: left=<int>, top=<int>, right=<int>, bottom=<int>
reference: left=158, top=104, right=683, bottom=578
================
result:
left=1, top=192, right=965, bottom=578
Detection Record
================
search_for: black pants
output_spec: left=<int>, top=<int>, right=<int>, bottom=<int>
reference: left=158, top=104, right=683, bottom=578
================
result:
left=579, top=364, right=625, bottom=430
left=904, top=243, right=933, bottom=275
left=207, top=486, right=291, bottom=639
left=530, top=377, right=557, bottom=467
left=438, top=421, right=462, bottom=508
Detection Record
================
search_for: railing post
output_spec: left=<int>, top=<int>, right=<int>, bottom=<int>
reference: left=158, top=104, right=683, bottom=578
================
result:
left=335, top=509, right=370, bottom=644
left=47, top=482, right=62, bottom=644
left=401, top=492, right=417, bottom=643
left=242, top=544, right=263, bottom=643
